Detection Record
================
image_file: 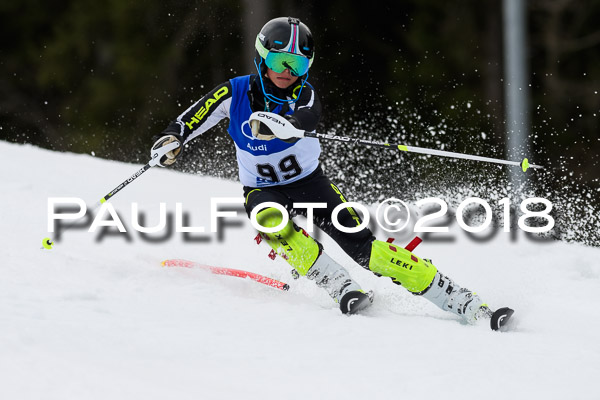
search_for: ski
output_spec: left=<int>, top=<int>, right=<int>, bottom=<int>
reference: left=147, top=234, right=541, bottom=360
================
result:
left=162, top=259, right=290, bottom=291
left=490, top=307, right=515, bottom=331
left=340, top=290, right=374, bottom=315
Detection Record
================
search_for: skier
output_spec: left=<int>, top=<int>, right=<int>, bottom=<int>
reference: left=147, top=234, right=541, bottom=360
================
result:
left=151, top=16, right=512, bottom=328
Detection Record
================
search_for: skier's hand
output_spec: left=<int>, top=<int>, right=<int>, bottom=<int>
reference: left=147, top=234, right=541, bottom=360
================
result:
left=150, top=134, right=182, bottom=167
left=249, top=111, right=305, bottom=141
left=250, top=118, right=276, bottom=141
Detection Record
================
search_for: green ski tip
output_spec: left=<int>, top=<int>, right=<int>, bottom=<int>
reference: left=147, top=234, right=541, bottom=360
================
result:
left=520, top=158, right=530, bottom=172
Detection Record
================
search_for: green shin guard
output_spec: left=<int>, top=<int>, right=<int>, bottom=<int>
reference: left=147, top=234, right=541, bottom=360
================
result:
left=368, top=240, right=438, bottom=293
left=255, top=207, right=320, bottom=276
left=256, top=208, right=371, bottom=313
left=368, top=240, right=490, bottom=323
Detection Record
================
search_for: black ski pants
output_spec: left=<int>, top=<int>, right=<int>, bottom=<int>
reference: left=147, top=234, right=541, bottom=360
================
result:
left=243, top=165, right=374, bottom=268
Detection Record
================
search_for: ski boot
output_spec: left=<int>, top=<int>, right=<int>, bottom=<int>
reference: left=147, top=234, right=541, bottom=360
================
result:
left=421, top=272, right=490, bottom=323
left=421, top=272, right=514, bottom=329
left=307, top=251, right=373, bottom=315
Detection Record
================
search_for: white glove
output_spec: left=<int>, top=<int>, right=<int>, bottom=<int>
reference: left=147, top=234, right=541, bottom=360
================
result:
left=249, top=111, right=305, bottom=141
left=150, top=134, right=182, bottom=167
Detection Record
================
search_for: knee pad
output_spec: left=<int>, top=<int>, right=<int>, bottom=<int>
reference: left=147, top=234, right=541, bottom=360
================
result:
left=368, top=240, right=438, bottom=293
left=255, top=207, right=320, bottom=276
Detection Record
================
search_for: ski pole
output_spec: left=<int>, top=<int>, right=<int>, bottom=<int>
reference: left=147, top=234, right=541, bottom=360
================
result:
left=42, top=140, right=181, bottom=250
left=303, top=131, right=542, bottom=172
left=249, top=112, right=542, bottom=171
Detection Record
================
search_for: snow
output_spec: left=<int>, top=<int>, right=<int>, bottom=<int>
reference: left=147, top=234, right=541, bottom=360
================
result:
left=1, top=141, right=599, bottom=399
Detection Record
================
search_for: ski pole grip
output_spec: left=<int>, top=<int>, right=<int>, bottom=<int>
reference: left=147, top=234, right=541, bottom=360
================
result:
left=149, top=140, right=181, bottom=167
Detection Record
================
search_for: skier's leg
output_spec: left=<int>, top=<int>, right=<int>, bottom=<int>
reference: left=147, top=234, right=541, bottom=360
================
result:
left=244, top=187, right=371, bottom=313
left=306, top=176, right=490, bottom=323
left=367, top=240, right=491, bottom=323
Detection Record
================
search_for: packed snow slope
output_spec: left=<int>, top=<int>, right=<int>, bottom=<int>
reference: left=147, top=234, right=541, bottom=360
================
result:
left=1, top=141, right=599, bottom=400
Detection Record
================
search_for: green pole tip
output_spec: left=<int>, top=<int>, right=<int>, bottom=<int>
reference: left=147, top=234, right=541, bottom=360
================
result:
left=521, top=158, right=530, bottom=172
left=42, top=237, right=53, bottom=250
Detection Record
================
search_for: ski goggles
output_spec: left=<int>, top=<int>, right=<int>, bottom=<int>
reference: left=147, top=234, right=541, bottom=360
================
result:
left=264, top=50, right=311, bottom=77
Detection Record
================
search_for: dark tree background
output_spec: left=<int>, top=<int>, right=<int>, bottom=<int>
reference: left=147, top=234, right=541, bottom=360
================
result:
left=1, top=0, right=599, bottom=217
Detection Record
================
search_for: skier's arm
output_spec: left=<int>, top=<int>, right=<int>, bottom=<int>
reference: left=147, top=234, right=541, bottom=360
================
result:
left=151, top=81, right=232, bottom=165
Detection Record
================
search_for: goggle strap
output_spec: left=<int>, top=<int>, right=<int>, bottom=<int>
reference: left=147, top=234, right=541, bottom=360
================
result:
left=255, top=36, right=270, bottom=59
